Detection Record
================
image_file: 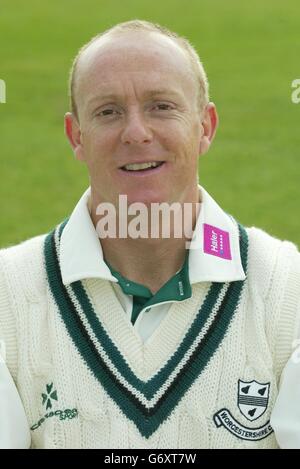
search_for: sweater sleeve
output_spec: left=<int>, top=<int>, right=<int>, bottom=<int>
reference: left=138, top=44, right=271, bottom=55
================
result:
left=274, top=245, right=300, bottom=376
left=0, top=355, right=31, bottom=448
left=0, top=254, right=18, bottom=378
left=0, top=254, right=31, bottom=449
left=270, top=247, right=300, bottom=448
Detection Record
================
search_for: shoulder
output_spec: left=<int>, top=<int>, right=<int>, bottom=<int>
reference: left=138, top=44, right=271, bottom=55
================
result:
left=246, top=225, right=299, bottom=264
left=0, top=233, right=49, bottom=302
left=0, top=233, right=49, bottom=378
left=0, top=233, right=47, bottom=269
left=244, top=225, right=300, bottom=300
left=244, top=225, right=300, bottom=373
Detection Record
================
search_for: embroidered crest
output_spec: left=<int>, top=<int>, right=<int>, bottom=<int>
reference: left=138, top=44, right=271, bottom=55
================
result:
left=238, top=379, right=270, bottom=421
left=213, top=379, right=273, bottom=441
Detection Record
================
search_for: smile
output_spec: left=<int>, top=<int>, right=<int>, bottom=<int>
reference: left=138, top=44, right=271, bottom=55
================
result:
left=121, top=161, right=165, bottom=172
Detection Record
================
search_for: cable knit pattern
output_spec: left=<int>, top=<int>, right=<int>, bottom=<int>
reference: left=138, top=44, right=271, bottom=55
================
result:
left=0, top=225, right=299, bottom=448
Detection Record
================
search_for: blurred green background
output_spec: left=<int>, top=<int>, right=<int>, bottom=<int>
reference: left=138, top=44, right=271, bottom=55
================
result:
left=1, top=0, right=300, bottom=247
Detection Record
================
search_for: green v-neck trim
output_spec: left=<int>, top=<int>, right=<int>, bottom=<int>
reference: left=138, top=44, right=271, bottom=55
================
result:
left=44, top=219, right=248, bottom=438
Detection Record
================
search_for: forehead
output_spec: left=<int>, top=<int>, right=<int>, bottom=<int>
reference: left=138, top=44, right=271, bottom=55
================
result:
left=75, top=32, right=197, bottom=108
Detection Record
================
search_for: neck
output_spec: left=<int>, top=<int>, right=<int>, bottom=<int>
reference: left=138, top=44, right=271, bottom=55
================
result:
left=90, top=188, right=201, bottom=293
left=102, top=237, right=189, bottom=294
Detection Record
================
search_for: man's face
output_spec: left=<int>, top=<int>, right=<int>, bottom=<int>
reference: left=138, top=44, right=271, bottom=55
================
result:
left=66, top=32, right=214, bottom=208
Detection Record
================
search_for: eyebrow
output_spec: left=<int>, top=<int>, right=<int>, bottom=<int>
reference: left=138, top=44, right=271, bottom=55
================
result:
left=87, top=89, right=183, bottom=107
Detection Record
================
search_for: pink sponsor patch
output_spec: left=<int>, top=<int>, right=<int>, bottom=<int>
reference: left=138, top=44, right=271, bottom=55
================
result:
left=203, top=224, right=232, bottom=260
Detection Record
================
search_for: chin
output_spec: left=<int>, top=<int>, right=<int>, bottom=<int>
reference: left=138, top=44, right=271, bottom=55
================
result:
left=123, top=190, right=167, bottom=206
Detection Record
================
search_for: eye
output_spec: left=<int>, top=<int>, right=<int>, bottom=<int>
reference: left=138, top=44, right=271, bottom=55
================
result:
left=96, top=108, right=120, bottom=117
left=153, top=103, right=174, bottom=111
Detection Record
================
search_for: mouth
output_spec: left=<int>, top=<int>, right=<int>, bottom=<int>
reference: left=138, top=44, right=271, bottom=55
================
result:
left=119, top=161, right=166, bottom=175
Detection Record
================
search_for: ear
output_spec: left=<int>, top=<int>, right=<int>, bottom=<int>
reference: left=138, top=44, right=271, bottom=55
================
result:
left=199, top=102, right=219, bottom=156
left=64, top=112, right=85, bottom=161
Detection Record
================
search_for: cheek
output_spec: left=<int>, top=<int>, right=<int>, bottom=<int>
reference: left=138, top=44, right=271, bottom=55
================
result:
left=165, top=118, right=201, bottom=149
left=170, top=130, right=200, bottom=162
left=159, top=122, right=188, bottom=149
left=81, top=128, right=115, bottom=164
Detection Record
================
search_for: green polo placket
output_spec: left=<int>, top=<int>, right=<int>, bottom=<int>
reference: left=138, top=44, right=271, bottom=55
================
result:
left=106, top=251, right=192, bottom=325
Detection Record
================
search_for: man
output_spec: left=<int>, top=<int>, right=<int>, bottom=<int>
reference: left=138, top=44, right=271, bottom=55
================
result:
left=0, top=20, right=299, bottom=449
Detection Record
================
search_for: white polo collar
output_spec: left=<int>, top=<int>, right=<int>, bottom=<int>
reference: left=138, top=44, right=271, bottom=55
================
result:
left=60, top=186, right=246, bottom=286
left=188, top=186, right=245, bottom=283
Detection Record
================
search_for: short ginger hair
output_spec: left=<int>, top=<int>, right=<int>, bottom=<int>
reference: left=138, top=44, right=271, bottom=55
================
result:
left=68, top=19, right=210, bottom=119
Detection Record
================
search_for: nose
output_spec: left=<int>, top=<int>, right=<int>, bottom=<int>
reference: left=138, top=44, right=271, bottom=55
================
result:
left=121, top=109, right=153, bottom=145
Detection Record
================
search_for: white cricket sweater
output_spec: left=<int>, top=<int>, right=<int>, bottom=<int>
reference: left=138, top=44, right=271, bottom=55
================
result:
left=0, top=221, right=300, bottom=449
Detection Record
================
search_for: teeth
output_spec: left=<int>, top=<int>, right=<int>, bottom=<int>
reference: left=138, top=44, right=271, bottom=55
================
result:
left=123, top=161, right=161, bottom=171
